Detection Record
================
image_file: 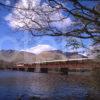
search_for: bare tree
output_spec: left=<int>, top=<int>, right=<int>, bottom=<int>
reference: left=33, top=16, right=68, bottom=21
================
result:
left=0, top=0, right=100, bottom=46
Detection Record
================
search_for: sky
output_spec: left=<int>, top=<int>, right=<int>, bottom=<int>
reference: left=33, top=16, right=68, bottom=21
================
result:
left=0, top=0, right=93, bottom=54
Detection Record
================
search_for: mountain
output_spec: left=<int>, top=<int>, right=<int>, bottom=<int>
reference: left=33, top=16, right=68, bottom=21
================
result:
left=35, top=50, right=67, bottom=62
left=0, top=50, right=88, bottom=64
left=0, top=50, right=67, bottom=64
left=64, top=52, right=88, bottom=59
left=0, top=50, right=36, bottom=63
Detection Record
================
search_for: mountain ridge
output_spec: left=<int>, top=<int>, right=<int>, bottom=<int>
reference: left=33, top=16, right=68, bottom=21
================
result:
left=0, top=50, right=87, bottom=64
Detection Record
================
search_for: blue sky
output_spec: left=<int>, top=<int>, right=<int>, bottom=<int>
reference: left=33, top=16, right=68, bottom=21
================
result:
left=0, top=0, right=93, bottom=54
left=0, top=3, right=65, bottom=51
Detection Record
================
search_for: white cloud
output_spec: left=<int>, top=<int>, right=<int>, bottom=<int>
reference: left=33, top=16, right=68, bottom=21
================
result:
left=5, top=0, right=41, bottom=29
left=51, top=17, right=72, bottom=30
left=21, top=0, right=41, bottom=8
left=21, top=44, right=56, bottom=54
left=5, top=0, right=72, bottom=31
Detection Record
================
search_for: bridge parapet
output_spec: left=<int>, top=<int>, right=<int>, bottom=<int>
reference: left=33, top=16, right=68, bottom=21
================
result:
left=14, top=59, right=100, bottom=69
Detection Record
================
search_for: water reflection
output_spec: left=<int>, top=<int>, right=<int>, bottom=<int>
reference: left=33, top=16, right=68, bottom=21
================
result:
left=0, top=70, right=99, bottom=100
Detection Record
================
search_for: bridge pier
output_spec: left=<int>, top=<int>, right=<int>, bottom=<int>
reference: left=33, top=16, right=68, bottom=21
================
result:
left=27, top=68, right=35, bottom=72
left=18, top=68, right=25, bottom=71
left=60, top=68, right=69, bottom=75
left=40, top=68, right=48, bottom=73
left=12, top=68, right=17, bottom=70
left=48, top=68, right=60, bottom=73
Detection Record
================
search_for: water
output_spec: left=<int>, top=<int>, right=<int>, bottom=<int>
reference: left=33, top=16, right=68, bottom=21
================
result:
left=0, top=70, right=99, bottom=100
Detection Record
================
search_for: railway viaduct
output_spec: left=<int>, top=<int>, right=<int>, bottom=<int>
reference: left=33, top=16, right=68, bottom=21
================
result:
left=6, top=58, right=100, bottom=74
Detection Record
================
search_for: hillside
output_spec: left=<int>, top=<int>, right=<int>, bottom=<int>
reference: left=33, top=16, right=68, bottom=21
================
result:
left=35, top=50, right=67, bottom=62
left=0, top=50, right=36, bottom=63
left=65, top=52, right=88, bottom=59
left=0, top=50, right=88, bottom=64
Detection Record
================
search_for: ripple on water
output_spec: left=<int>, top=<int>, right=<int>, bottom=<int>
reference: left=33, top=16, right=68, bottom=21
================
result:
left=0, top=70, right=99, bottom=100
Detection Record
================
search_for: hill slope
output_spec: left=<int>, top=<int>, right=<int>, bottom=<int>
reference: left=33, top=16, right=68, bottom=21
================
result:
left=0, top=50, right=36, bottom=63
left=35, top=50, right=67, bottom=62
left=0, top=50, right=88, bottom=64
